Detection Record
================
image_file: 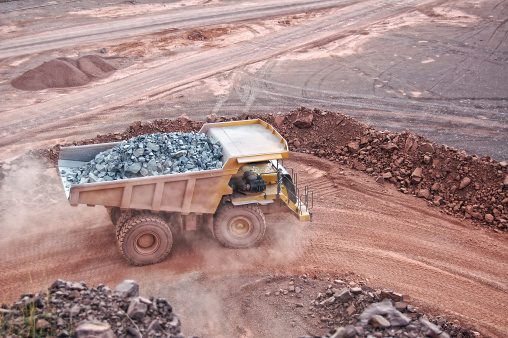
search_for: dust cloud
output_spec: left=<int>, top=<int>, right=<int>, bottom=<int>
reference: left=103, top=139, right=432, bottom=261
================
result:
left=0, top=157, right=107, bottom=302
left=193, top=213, right=309, bottom=274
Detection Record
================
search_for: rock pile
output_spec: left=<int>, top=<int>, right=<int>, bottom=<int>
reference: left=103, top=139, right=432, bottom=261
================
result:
left=0, top=279, right=188, bottom=337
left=293, top=278, right=477, bottom=338
left=268, top=108, right=508, bottom=231
left=11, top=55, right=116, bottom=91
left=61, top=132, right=222, bottom=186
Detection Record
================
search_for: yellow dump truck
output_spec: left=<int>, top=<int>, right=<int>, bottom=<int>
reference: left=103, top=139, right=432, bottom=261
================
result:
left=58, top=119, right=313, bottom=265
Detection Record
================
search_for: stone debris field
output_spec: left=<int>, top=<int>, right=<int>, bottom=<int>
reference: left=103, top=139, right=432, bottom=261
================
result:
left=0, top=279, right=185, bottom=338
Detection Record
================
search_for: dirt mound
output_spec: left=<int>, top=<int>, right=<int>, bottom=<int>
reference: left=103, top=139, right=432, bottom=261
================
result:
left=77, top=55, right=116, bottom=79
left=11, top=59, right=90, bottom=91
left=25, top=108, right=508, bottom=232
left=11, top=55, right=116, bottom=91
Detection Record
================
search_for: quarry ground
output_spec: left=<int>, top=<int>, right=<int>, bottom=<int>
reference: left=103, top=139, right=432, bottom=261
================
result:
left=1, top=0, right=508, bottom=337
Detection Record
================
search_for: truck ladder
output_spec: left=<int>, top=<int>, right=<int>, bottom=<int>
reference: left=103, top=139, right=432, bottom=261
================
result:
left=276, top=162, right=314, bottom=222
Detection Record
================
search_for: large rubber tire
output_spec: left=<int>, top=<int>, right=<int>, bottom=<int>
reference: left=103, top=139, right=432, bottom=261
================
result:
left=117, top=214, right=173, bottom=266
left=115, top=210, right=139, bottom=241
left=106, top=207, right=122, bottom=226
left=213, top=204, right=266, bottom=249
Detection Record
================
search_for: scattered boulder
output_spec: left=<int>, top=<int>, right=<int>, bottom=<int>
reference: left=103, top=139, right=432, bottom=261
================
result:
left=273, top=115, right=285, bottom=128
left=418, top=189, right=431, bottom=199
left=206, top=113, right=217, bottom=123
left=334, top=288, right=353, bottom=303
left=420, top=142, right=435, bottom=154
left=114, top=280, right=139, bottom=298
left=127, top=297, right=148, bottom=321
left=353, top=160, right=367, bottom=171
left=293, top=111, right=314, bottom=128
left=75, top=320, right=114, bottom=338
left=459, top=177, right=472, bottom=190
left=380, top=142, right=398, bottom=152
left=369, top=315, right=391, bottom=328
left=347, top=141, right=360, bottom=153
left=411, top=168, right=423, bottom=184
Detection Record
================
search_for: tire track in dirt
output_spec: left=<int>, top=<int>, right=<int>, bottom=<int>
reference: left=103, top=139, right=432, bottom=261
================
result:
left=0, top=0, right=444, bottom=162
left=0, top=0, right=346, bottom=58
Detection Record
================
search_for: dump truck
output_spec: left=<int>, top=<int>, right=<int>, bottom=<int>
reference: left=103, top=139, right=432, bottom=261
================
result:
left=58, top=119, right=313, bottom=265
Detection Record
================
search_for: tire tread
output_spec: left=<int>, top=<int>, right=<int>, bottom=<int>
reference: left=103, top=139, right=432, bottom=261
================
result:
left=118, top=213, right=172, bottom=266
left=213, top=204, right=266, bottom=249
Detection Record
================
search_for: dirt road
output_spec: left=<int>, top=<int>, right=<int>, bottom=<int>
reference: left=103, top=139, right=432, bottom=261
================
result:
left=1, top=153, right=507, bottom=337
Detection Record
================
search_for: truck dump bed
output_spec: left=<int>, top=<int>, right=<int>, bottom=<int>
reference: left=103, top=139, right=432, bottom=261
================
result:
left=58, top=119, right=289, bottom=214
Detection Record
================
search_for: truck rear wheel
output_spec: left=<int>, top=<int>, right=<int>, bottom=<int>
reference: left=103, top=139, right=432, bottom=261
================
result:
left=213, top=204, right=266, bottom=249
left=117, top=214, right=173, bottom=266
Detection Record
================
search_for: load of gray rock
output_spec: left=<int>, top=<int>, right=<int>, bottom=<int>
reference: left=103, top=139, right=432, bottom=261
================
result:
left=298, top=283, right=476, bottom=338
left=0, top=279, right=191, bottom=338
left=62, top=132, right=223, bottom=186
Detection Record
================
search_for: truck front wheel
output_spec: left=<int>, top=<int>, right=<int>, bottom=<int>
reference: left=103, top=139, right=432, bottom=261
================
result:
left=117, top=214, right=173, bottom=266
left=213, top=204, right=266, bottom=249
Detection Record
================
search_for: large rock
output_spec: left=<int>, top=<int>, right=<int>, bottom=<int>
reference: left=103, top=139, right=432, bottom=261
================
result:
left=459, top=177, right=472, bottom=190
left=347, top=141, right=360, bottom=153
left=418, top=189, right=431, bottom=199
left=127, top=297, right=148, bottom=321
left=293, top=112, right=314, bottom=128
left=369, top=315, right=390, bottom=328
left=420, top=319, right=449, bottom=338
left=380, top=142, right=399, bottom=152
left=359, top=299, right=410, bottom=328
left=334, top=288, right=353, bottom=303
left=329, top=327, right=348, bottom=338
left=75, top=320, right=114, bottom=338
left=206, top=113, right=217, bottom=123
left=380, top=289, right=403, bottom=302
left=387, top=309, right=412, bottom=327
left=273, top=115, right=285, bottom=128
left=36, top=319, right=51, bottom=331
left=114, top=280, right=139, bottom=298
left=419, top=142, right=435, bottom=154
left=411, top=168, right=423, bottom=183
